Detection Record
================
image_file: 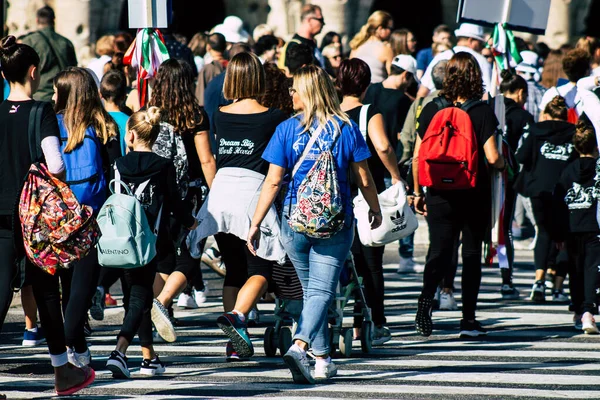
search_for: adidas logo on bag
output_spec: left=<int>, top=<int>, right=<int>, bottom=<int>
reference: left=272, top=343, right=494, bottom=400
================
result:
left=390, top=210, right=407, bottom=233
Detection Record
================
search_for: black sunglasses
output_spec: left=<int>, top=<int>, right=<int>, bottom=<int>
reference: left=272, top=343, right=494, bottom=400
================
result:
left=310, top=17, right=325, bottom=25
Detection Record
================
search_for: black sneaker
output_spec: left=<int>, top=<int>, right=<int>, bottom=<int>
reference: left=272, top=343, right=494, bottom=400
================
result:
left=140, top=355, right=166, bottom=376
left=459, top=319, right=488, bottom=338
left=106, top=350, right=130, bottom=378
left=415, top=295, right=433, bottom=337
left=83, top=318, right=93, bottom=337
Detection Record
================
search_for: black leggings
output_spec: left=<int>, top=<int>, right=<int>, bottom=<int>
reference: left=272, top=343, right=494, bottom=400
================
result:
left=501, top=184, right=517, bottom=285
left=28, top=264, right=67, bottom=355
left=215, top=233, right=273, bottom=289
left=351, top=229, right=386, bottom=327
left=118, top=260, right=156, bottom=348
left=422, top=193, right=489, bottom=320
left=568, top=233, right=600, bottom=315
left=531, top=195, right=568, bottom=278
left=0, top=227, right=15, bottom=332
left=60, top=248, right=100, bottom=353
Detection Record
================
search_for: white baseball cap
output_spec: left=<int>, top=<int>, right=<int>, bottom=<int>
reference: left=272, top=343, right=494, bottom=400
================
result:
left=392, top=54, right=418, bottom=75
left=454, top=23, right=485, bottom=42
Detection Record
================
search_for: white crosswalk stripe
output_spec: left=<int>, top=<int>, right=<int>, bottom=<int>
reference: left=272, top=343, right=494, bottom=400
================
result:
left=1, top=250, right=600, bottom=399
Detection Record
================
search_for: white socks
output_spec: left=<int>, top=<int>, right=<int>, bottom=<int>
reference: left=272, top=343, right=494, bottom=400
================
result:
left=232, top=310, right=246, bottom=323
left=315, top=356, right=332, bottom=366
left=26, top=326, right=38, bottom=333
left=50, top=352, right=68, bottom=367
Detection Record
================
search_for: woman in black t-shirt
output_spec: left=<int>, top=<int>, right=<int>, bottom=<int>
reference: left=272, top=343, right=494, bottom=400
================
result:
left=147, top=59, right=216, bottom=342
left=211, top=52, right=287, bottom=360
left=412, top=53, right=505, bottom=339
left=337, top=59, right=403, bottom=346
left=0, top=36, right=94, bottom=395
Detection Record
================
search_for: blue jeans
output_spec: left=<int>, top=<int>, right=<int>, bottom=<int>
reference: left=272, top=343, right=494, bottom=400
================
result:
left=399, top=233, right=415, bottom=258
left=281, top=219, right=354, bottom=356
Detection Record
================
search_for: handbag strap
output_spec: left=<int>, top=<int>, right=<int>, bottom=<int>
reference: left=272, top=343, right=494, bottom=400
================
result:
left=291, top=124, right=324, bottom=178
left=359, top=104, right=370, bottom=141
left=36, top=30, right=69, bottom=71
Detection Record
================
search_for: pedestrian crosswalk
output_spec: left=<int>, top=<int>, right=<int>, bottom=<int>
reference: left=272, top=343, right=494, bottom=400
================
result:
left=1, top=251, right=600, bottom=399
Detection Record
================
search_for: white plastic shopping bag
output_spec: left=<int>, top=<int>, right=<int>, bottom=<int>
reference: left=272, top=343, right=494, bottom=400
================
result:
left=353, top=183, right=418, bottom=247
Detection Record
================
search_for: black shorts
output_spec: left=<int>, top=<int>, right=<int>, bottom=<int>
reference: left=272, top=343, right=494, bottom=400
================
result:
left=214, top=232, right=273, bottom=289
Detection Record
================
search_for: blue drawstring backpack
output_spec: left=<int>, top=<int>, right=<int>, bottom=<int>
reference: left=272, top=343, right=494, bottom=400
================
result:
left=57, top=114, right=107, bottom=212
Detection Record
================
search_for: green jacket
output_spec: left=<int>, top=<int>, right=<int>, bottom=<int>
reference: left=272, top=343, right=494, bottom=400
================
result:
left=20, top=27, right=78, bottom=102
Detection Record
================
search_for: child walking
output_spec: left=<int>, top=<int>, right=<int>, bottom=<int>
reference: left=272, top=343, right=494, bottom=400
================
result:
left=105, top=107, right=197, bottom=378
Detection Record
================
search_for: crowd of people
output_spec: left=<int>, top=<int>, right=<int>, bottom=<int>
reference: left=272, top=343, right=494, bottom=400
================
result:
left=0, top=3, right=600, bottom=396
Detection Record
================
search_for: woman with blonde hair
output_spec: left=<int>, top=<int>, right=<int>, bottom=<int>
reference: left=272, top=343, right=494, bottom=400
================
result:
left=248, top=65, right=382, bottom=383
left=87, top=35, right=115, bottom=81
left=349, top=10, right=395, bottom=83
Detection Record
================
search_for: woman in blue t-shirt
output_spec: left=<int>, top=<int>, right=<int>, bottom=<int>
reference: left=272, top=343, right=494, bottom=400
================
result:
left=248, top=65, right=382, bottom=384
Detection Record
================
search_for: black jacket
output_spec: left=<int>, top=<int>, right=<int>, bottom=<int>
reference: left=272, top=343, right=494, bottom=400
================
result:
left=115, top=151, right=195, bottom=230
left=504, top=97, right=534, bottom=153
left=514, top=120, right=576, bottom=197
left=553, top=157, right=600, bottom=239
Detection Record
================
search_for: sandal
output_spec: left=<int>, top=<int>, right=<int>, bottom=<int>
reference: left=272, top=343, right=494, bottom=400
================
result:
left=56, top=367, right=95, bottom=396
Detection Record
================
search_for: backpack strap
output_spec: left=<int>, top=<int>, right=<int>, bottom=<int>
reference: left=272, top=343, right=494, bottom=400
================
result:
left=359, top=104, right=370, bottom=141
left=432, top=96, right=451, bottom=111
left=291, top=124, right=324, bottom=179
left=28, top=102, right=44, bottom=162
left=36, top=30, right=69, bottom=71
left=112, top=165, right=133, bottom=195
left=460, top=99, right=483, bottom=113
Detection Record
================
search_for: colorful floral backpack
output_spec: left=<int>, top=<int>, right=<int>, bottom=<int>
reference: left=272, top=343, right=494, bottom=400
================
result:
left=288, top=124, right=345, bottom=239
left=19, top=162, right=99, bottom=275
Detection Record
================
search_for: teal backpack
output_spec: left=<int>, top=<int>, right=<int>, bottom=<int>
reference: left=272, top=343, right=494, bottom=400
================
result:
left=96, top=166, right=163, bottom=268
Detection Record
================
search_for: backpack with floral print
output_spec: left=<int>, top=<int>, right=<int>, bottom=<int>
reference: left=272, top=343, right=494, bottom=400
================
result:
left=288, top=125, right=345, bottom=238
left=19, top=163, right=99, bottom=275
left=152, top=122, right=189, bottom=199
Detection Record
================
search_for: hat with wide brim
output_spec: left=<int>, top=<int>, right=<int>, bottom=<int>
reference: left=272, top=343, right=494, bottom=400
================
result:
left=454, top=23, right=485, bottom=42
left=214, top=16, right=250, bottom=43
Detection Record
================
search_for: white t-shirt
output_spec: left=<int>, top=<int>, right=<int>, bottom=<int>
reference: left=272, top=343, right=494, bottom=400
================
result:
left=87, top=55, right=112, bottom=82
left=576, top=76, right=600, bottom=146
left=538, top=82, right=579, bottom=115
left=421, top=46, right=492, bottom=92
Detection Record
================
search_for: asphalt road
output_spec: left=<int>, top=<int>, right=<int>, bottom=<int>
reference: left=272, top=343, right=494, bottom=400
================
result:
left=1, top=243, right=599, bottom=400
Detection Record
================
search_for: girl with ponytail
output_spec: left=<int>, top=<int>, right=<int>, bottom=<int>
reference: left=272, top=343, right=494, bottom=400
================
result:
left=349, top=11, right=394, bottom=83
left=105, top=106, right=197, bottom=378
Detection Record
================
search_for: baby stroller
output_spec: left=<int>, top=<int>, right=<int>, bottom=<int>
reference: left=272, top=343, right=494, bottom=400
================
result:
left=328, top=253, right=373, bottom=357
left=263, top=257, right=303, bottom=357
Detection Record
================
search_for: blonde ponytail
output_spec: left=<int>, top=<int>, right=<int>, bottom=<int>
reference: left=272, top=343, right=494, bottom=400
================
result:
left=349, top=10, right=393, bottom=50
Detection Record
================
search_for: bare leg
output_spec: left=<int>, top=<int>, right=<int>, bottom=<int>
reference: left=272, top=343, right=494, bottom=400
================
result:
left=232, top=276, right=268, bottom=315
left=21, top=285, right=38, bottom=330
left=141, top=345, right=156, bottom=360
left=223, top=286, right=240, bottom=312
left=153, top=273, right=168, bottom=298
left=156, top=272, right=187, bottom=308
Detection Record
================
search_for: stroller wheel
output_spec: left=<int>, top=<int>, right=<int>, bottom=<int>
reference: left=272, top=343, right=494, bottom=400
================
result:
left=360, top=321, right=373, bottom=353
left=338, top=329, right=353, bottom=358
left=264, top=327, right=278, bottom=357
left=278, top=327, right=293, bottom=356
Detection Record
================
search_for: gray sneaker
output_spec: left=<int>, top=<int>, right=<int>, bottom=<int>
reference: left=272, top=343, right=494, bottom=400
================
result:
left=151, top=299, right=177, bottom=343
left=372, top=325, right=391, bottom=346
left=314, top=360, right=338, bottom=380
left=283, top=345, right=314, bottom=384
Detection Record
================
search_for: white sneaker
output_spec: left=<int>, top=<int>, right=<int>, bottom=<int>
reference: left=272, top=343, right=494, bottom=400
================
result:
left=582, top=312, right=599, bottom=334
left=140, top=355, right=166, bottom=376
left=177, top=292, right=198, bottom=309
left=397, top=257, right=424, bottom=273
left=283, top=345, right=314, bottom=384
left=67, top=348, right=91, bottom=368
left=194, top=285, right=209, bottom=305
left=439, top=291, right=458, bottom=311
left=314, top=359, right=338, bottom=380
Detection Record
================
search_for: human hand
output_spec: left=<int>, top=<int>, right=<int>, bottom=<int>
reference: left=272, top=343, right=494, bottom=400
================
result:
left=369, top=209, right=382, bottom=230
left=414, top=195, right=427, bottom=216
left=247, top=226, right=261, bottom=256
left=188, top=219, right=199, bottom=230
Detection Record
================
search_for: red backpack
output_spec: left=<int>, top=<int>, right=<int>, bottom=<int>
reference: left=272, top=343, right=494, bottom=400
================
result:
left=418, top=98, right=480, bottom=190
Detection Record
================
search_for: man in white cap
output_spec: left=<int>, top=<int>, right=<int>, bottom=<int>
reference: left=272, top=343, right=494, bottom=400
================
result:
left=417, top=23, right=492, bottom=98
left=516, top=50, right=546, bottom=122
